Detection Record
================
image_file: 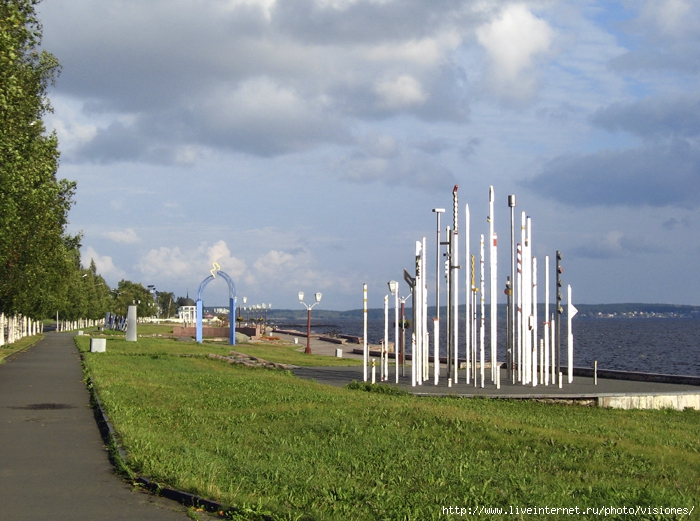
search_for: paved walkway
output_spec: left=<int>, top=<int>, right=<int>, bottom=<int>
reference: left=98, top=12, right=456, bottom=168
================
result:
left=0, top=333, right=192, bottom=520
left=291, top=364, right=700, bottom=397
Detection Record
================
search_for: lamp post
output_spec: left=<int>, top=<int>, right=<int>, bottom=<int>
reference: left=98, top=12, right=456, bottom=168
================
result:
left=298, top=291, right=322, bottom=354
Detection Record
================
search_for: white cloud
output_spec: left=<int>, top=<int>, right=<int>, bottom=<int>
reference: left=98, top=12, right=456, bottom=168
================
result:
left=138, top=247, right=193, bottom=278
left=206, top=240, right=247, bottom=279
left=104, top=228, right=140, bottom=244
left=81, top=246, right=127, bottom=279
left=476, top=3, right=554, bottom=103
left=374, top=75, right=428, bottom=109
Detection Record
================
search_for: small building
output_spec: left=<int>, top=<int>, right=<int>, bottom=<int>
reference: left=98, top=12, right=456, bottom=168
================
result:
left=177, top=296, right=197, bottom=327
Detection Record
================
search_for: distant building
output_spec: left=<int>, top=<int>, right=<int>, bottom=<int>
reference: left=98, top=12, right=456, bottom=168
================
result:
left=177, top=295, right=197, bottom=326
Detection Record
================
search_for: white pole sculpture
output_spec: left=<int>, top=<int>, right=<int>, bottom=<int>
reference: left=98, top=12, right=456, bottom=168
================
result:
left=363, top=283, right=368, bottom=382
left=423, top=236, right=429, bottom=383
left=465, top=203, right=470, bottom=385
left=517, top=243, right=522, bottom=381
left=532, top=255, right=538, bottom=387
left=488, top=186, right=497, bottom=383
left=0, top=313, right=4, bottom=347
left=452, top=187, right=459, bottom=384
left=432, top=208, right=445, bottom=383
left=479, top=234, right=485, bottom=388
left=544, top=255, right=550, bottom=386
left=551, top=311, right=556, bottom=384
left=383, top=294, right=389, bottom=382
left=433, top=318, right=439, bottom=385
left=414, top=240, right=423, bottom=386
left=393, top=283, right=399, bottom=384
left=472, top=255, right=478, bottom=386
left=568, top=284, right=577, bottom=383
left=521, top=212, right=530, bottom=384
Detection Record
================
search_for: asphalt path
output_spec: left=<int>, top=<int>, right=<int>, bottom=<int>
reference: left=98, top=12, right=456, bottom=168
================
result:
left=0, top=333, right=192, bottom=521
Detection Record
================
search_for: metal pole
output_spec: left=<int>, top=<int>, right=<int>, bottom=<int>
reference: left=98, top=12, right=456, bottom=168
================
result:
left=395, top=289, right=399, bottom=384
left=422, top=236, right=429, bottom=383
left=445, top=226, right=452, bottom=377
left=452, top=186, right=459, bottom=384
left=400, top=300, right=405, bottom=377
left=465, top=203, right=470, bottom=384
left=479, top=234, right=485, bottom=388
left=306, top=307, right=311, bottom=354
left=489, top=186, right=496, bottom=383
left=363, top=283, right=368, bottom=382
left=508, top=194, right=516, bottom=383
left=568, top=284, right=577, bottom=384
left=544, top=255, right=550, bottom=385
left=432, top=208, right=444, bottom=380
left=383, top=295, right=388, bottom=381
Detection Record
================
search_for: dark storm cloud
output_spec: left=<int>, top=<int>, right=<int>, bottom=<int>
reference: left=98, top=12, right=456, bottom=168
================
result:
left=591, top=95, right=700, bottom=139
left=523, top=140, right=700, bottom=208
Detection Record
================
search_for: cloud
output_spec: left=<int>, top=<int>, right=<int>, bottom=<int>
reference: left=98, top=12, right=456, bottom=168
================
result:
left=611, top=0, right=700, bottom=73
left=104, top=228, right=140, bottom=244
left=81, top=246, right=127, bottom=279
left=523, top=140, right=700, bottom=208
left=137, top=240, right=248, bottom=281
left=339, top=133, right=457, bottom=191
left=42, top=0, right=484, bottom=164
left=591, top=94, right=700, bottom=139
left=476, top=3, right=555, bottom=103
left=572, top=231, right=662, bottom=259
left=138, top=247, right=194, bottom=279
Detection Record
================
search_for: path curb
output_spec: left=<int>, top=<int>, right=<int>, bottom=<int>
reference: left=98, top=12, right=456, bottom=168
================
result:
left=81, top=353, right=260, bottom=518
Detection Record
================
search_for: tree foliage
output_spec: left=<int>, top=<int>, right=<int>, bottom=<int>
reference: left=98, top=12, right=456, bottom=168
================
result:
left=0, top=0, right=80, bottom=318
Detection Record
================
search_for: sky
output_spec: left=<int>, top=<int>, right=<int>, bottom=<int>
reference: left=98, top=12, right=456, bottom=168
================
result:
left=37, top=0, right=700, bottom=310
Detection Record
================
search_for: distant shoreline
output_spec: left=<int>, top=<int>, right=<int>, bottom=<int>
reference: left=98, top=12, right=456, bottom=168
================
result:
left=217, top=303, right=700, bottom=321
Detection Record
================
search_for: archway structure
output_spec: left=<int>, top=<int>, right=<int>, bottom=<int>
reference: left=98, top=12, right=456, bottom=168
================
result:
left=196, top=263, right=237, bottom=345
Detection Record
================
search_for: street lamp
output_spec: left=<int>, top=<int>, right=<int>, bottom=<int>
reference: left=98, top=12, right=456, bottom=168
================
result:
left=299, top=291, right=322, bottom=354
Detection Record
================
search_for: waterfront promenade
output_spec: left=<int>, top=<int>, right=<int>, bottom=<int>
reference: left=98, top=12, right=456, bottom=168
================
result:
left=273, top=332, right=700, bottom=408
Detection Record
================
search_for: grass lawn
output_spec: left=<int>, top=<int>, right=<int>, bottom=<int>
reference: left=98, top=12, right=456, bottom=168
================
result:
left=79, top=331, right=362, bottom=367
left=77, top=336, right=700, bottom=520
left=0, top=334, right=44, bottom=362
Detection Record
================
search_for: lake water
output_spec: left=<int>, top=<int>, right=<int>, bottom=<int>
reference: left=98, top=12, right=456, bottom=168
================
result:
left=275, top=317, right=700, bottom=377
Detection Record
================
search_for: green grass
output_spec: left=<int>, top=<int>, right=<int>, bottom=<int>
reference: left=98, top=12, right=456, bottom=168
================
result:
left=0, top=334, right=44, bottom=362
left=78, top=336, right=700, bottom=520
left=76, top=335, right=362, bottom=367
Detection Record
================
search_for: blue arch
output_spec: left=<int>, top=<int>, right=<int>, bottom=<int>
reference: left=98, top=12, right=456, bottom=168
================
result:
left=195, top=270, right=237, bottom=345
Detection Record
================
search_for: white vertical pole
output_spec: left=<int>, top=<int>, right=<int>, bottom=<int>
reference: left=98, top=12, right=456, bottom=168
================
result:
left=472, top=278, right=477, bottom=386
left=568, top=284, right=577, bottom=384
left=433, top=209, right=442, bottom=383
left=544, top=255, right=550, bottom=385
left=433, top=318, right=439, bottom=385
left=453, top=227, right=459, bottom=385
left=551, top=312, right=556, bottom=383
left=363, top=283, right=368, bottom=382
left=0, top=313, right=4, bottom=347
left=423, top=236, right=429, bottom=383
left=415, top=240, right=423, bottom=386
left=384, top=294, right=389, bottom=382
left=488, top=186, right=497, bottom=383
left=532, top=255, right=537, bottom=387
left=479, top=234, right=485, bottom=388
left=517, top=243, right=522, bottom=381
left=465, top=204, right=470, bottom=385
left=521, top=212, right=530, bottom=384
left=394, top=288, right=399, bottom=384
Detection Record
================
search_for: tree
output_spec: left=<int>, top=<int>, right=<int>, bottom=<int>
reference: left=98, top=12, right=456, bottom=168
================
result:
left=0, top=0, right=79, bottom=318
left=157, top=291, right=178, bottom=318
left=112, top=280, right=156, bottom=318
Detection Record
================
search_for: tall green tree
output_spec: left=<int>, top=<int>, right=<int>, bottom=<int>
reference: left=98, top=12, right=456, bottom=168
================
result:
left=0, top=0, right=79, bottom=318
left=112, top=280, right=156, bottom=318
